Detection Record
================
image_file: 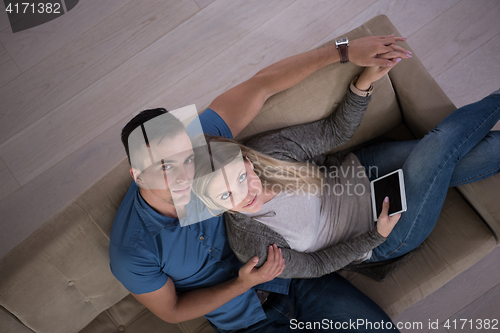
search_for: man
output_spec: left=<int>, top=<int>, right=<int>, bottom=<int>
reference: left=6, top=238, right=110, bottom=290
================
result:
left=110, top=35, right=409, bottom=332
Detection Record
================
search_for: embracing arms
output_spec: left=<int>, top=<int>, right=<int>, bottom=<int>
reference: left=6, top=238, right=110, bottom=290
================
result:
left=225, top=197, right=398, bottom=279
left=129, top=244, right=284, bottom=324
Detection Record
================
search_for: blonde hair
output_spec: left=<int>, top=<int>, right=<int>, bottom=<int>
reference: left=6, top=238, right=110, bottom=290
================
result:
left=192, top=135, right=324, bottom=214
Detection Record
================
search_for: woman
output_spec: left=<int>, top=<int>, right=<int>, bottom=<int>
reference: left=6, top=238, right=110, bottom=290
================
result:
left=192, top=64, right=500, bottom=279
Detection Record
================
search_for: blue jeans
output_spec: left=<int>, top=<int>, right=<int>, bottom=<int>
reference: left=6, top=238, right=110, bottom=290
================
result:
left=210, top=272, right=400, bottom=332
left=354, top=91, right=500, bottom=262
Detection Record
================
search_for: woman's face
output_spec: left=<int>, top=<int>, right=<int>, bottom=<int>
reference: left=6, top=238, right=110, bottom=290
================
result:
left=206, top=156, right=265, bottom=214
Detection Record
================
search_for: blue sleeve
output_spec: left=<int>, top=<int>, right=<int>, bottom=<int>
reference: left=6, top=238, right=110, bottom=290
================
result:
left=109, top=244, right=169, bottom=294
left=198, top=108, right=233, bottom=139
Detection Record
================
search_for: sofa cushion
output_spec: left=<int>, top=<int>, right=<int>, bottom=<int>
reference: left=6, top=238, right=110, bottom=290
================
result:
left=80, top=295, right=214, bottom=333
left=0, top=160, right=132, bottom=333
left=0, top=306, right=33, bottom=333
left=457, top=176, right=500, bottom=245
left=339, top=188, right=496, bottom=318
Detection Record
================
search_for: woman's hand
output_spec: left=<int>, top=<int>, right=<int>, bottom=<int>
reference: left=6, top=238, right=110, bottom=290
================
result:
left=355, top=59, right=401, bottom=91
left=236, top=244, right=285, bottom=289
left=376, top=196, right=401, bottom=238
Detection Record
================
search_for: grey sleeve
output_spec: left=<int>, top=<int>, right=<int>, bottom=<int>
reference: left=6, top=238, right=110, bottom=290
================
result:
left=225, top=213, right=387, bottom=279
left=224, top=213, right=292, bottom=268
left=278, top=229, right=386, bottom=279
left=244, top=87, right=371, bottom=163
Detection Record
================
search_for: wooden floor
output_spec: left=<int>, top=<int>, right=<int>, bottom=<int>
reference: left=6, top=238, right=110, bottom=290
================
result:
left=0, top=0, right=499, bottom=331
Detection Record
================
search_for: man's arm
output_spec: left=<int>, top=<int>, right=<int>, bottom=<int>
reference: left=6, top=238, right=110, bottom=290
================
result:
left=208, top=35, right=409, bottom=137
left=131, top=244, right=285, bottom=324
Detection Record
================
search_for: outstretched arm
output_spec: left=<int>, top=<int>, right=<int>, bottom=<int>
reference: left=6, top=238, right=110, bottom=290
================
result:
left=209, top=35, right=409, bottom=137
left=243, top=62, right=402, bottom=162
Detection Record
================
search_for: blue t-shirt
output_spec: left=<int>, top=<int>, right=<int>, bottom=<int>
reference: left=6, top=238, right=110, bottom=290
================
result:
left=109, top=109, right=290, bottom=330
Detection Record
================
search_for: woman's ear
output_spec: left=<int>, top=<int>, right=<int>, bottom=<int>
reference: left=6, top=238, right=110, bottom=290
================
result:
left=243, top=154, right=254, bottom=169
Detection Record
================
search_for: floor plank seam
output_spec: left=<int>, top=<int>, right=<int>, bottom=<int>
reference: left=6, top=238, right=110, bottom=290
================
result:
left=144, top=0, right=300, bottom=111
left=405, top=0, right=463, bottom=39
left=0, top=154, right=21, bottom=187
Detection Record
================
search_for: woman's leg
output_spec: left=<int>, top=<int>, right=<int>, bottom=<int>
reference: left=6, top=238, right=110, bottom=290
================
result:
left=355, top=92, right=500, bottom=261
left=355, top=131, right=500, bottom=186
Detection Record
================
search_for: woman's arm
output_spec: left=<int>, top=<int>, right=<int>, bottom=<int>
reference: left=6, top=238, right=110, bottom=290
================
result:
left=225, top=212, right=387, bottom=279
left=244, top=64, right=401, bottom=162
left=244, top=85, right=370, bottom=163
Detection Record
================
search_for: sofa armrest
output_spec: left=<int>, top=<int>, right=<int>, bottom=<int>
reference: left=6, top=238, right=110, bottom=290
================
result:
left=364, top=15, right=500, bottom=244
left=363, top=15, right=457, bottom=138
left=457, top=176, right=500, bottom=245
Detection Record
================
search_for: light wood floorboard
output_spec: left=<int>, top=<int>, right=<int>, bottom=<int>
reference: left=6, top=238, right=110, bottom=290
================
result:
left=443, top=283, right=500, bottom=332
left=194, top=0, right=215, bottom=10
left=147, top=0, right=376, bottom=118
left=436, top=33, right=500, bottom=108
left=0, top=0, right=199, bottom=145
left=394, top=245, right=500, bottom=332
left=0, top=0, right=296, bottom=253
left=0, top=157, right=19, bottom=202
left=409, top=0, right=500, bottom=78
left=0, top=0, right=294, bottom=186
left=312, top=0, right=460, bottom=49
left=0, top=42, right=20, bottom=88
left=0, top=0, right=130, bottom=72
left=0, top=116, right=130, bottom=257
left=0, top=4, right=11, bottom=32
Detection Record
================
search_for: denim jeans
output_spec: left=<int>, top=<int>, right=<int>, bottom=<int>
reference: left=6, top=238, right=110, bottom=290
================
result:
left=210, top=272, right=400, bottom=332
left=354, top=91, right=500, bottom=262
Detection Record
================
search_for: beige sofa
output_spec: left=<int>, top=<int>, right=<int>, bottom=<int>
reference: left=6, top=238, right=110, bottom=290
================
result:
left=1, top=15, right=499, bottom=333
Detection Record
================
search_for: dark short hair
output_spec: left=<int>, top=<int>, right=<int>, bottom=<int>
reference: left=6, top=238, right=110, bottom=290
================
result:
left=121, top=108, right=185, bottom=165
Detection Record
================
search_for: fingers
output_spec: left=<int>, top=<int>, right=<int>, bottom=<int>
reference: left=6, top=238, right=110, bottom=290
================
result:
left=381, top=196, right=390, bottom=216
left=242, top=256, right=259, bottom=273
left=388, top=43, right=411, bottom=55
left=270, top=246, right=285, bottom=277
left=257, top=244, right=285, bottom=279
left=370, top=58, right=396, bottom=68
left=377, top=51, right=410, bottom=60
left=378, top=35, right=408, bottom=44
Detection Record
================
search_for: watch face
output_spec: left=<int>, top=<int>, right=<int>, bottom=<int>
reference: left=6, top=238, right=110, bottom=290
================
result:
left=336, top=37, right=348, bottom=45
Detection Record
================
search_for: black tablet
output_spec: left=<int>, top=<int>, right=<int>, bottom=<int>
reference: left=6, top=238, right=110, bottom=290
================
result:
left=370, top=169, right=407, bottom=221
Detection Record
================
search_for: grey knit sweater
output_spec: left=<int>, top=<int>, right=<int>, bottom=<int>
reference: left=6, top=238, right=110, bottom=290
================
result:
left=224, top=86, right=387, bottom=279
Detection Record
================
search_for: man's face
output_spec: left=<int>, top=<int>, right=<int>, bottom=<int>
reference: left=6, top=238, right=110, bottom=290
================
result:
left=133, top=131, right=195, bottom=207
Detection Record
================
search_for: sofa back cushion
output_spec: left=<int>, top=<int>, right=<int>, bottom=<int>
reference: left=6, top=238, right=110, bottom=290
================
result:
left=236, top=24, right=403, bottom=155
left=0, top=160, right=132, bottom=333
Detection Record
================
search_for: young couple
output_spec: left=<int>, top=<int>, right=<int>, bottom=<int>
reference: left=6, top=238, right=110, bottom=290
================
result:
left=109, top=33, right=500, bottom=332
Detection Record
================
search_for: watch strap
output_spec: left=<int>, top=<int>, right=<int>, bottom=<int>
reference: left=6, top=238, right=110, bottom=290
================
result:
left=337, top=43, right=349, bottom=63
left=350, top=77, right=373, bottom=97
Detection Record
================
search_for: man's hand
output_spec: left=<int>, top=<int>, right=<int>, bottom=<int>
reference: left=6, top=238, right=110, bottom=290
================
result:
left=349, top=34, right=410, bottom=68
left=236, top=244, right=285, bottom=289
left=376, top=196, right=401, bottom=238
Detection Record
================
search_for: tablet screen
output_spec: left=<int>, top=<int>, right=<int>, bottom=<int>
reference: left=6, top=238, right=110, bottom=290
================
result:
left=373, top=172, right=403, bottom=217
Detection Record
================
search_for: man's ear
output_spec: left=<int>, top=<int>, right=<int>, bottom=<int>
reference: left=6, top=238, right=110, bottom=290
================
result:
left=130, top=168, right=143, bottom=186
